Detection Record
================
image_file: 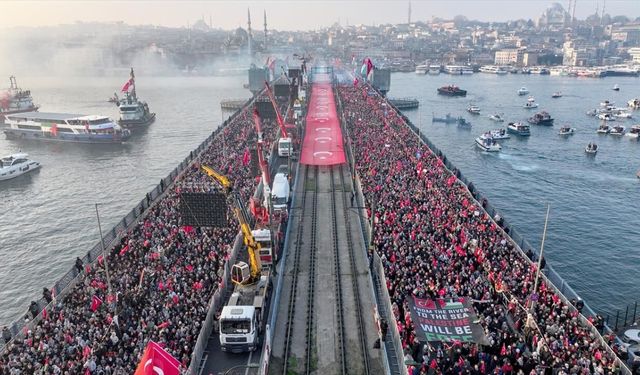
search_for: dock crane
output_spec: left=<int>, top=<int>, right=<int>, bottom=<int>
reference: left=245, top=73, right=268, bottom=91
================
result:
left=264, top=81, right=294, bottom=157
left=201, top=164, right=261, bottom=285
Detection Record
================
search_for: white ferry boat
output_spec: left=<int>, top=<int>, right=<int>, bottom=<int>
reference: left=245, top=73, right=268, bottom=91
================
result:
left=479, top=65, right=508, bottom=75
left=444, top=65, right=474, bottom=75
left=0, top=76, right=39, bottom=120
left=115, top=68, right=155, bottom=129
left=4, top=112, right=131, bottom=144
left=415, top=64, right=428, bottom=75
left=0, top=153, right=41, bottom=181
left=475, top=133, right=502, bottom=152
left=507, top=122, right=530, bottom=136
left=428, top=65, right=441, bottom=75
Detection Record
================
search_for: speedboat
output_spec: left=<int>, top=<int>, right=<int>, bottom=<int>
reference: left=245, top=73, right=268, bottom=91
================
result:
left=467, top=105, right=481, bottom=114
left=609, top=125, right=626, bottom=136
left=489, top=113, right=505, bottom=122
left=517, top=87, right=529, bottom=96
left=558, top=126, right=575, bottom=135
left=490, top=128, right=510, bottom=140
left=552, top=92, right=562, bottom=98
left=507, top=122, right=530, bottom=136
left=585, top=143, right=598, bottom=155
left=613, top=84, right=620, bottom=91
left=475, top=133, right=502, bottom=152
left=528, top=111, right=554, bottom=126
left=0, top=153, right=41, bottom=181
left=626, top=125, right=640, bottom=139
left=457, top=118, right=472, bottom=128
left=596, top=124, right=611, bottom=134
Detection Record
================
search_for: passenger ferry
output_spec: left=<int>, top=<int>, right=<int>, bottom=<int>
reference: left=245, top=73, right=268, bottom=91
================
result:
left=479, top=65, right=508, bottom=75
left=0, top=152, right=41, bottom=181
left=415, top=64, right=428, bottom=75
left=507, top=122, right=530, bottom=136
left=444, top=65, right=473, bottom=75
left=4, top=112, right=131, bottom=143
left=0, top=76, right=39, bottom=120
left=529, top=67, right=550, bottom=75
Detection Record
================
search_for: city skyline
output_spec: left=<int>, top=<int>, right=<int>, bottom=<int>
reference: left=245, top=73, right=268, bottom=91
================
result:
left=1, top=0, right=639, bottom=31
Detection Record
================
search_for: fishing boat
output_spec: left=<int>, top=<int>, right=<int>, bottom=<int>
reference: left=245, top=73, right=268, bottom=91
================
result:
left=0, top=152, right=41, bottom=181
left=552, top=92, right=562, bottom=98
left=596, top=123, right=611, bottom=134
left=528, top=111, right=554, bottom=126
left=626, top=125, right=640, bottom=139
left=467, top=105, right=481, bottom=114
left=475, top=133, right=502, bottom=152
left=432, top=113, right=458, bottom=124
left=609, top=125, right=626, bottom=136
left=489, top=113, right=505, bottom=122
left=437, top=85, right=467, bottom=97
left=558, top=126, right=575, bottom=135
left=490, top=128, right=510, bottom=140
left=457, top=118, right=472, bottom=128
left=585, top=143, right=598, bottom=154
left=517, top=87, right=529, bottom=96
left=507, top=122, right=530, bottom=136
left=0, top=76, right=39, bottom=120
left=4, top=112, right=130, bottom=143
left=115, top=68, right=155, bottom=129
left=613, top=84, right=620, bottom=91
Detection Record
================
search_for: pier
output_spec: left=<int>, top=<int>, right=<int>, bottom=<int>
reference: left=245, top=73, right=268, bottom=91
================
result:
left=388, top=97, right=420, bottom=110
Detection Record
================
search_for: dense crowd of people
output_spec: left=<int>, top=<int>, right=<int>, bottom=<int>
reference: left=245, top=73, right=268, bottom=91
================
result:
left=338, top=83, right=620, bottom=374
left=0, top=103, right=277, bottom=374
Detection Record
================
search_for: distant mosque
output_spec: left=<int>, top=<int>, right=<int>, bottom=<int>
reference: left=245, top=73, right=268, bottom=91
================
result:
left=537, top=2, right=571, bottom=28
left=223, top=9, right=268, bottom=55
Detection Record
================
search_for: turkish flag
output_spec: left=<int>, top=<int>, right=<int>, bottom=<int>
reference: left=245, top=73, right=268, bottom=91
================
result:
left=121, top=78, right=133, bottom=92
left=134, top=341, right=181, bottom=375
left=90, top=295, right=102, bottom=312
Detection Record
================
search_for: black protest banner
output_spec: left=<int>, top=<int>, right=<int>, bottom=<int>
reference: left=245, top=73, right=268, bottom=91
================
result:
left=408, top=296, right=487, bottom=344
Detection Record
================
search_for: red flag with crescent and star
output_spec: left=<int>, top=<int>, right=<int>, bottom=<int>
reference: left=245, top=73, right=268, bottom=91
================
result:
left=134, top=341, right=181, bottom=375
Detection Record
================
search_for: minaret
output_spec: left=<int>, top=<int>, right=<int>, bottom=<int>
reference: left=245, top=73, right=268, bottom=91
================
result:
left=263, top=10, right=267, bottom=51
left=408, top=2, right=412, bottom=24
left=247, top=8, right=253, bottom=56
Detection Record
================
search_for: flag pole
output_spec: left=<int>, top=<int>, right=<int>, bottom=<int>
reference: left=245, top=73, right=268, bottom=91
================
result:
left=95, top=203, right=115, bottom=315
left=528, top=204, right=550, bottom=319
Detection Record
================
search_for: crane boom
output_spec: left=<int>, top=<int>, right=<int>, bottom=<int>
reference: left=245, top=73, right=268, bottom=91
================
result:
left=264, top=81, right=289, bottom=138
left=252, top=108, right=271, bottom=188
left=200, top=165, right=261, bottom=283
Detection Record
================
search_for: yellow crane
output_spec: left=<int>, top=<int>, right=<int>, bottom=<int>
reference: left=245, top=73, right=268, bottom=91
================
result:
left=201, top=165, right=261, bottom=285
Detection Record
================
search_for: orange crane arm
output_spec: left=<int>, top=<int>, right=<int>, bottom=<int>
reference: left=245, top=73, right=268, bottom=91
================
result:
left=264, top=81, right=289, bottom=138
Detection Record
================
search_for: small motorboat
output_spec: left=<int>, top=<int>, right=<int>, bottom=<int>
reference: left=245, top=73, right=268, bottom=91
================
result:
left=626, top=125, right=640, bottom=139
left=490, top=128, right=510, bottom=140
left=601, top=100, right=614, bottom=107
left=613, top=84, right=620, bottom=91
left=528, top=111, right=554, bottom=126
left=586, top=109, right=598, bottom=117
left=552, top=92, right=562, bottom=98
left=596, top=123, right=611, bottom=134
left=489, top=113, right=505, bottom=122
left=614, top=111, right=632, bottom=119
left=0, top=153, right=41, bottom=181
left=628, top=98, right=640, bottom=109
left=598, top=113, right=615, bottom=121
left=475, top=133, right=502, bottom=152
left=609, top=125, right=626, bottom=136
left=467, top=105, right=481, bottom=114
left=457, top=118, right=472, bottom=128
left=507, top=122, right=531, bottom=136
left=585, top=143, right=598, bottom=154
left=517, top=87, right=529, bottom=96
left=558, top=126, right=575, bottom=135
left=524, top=96, right=539, bottom=109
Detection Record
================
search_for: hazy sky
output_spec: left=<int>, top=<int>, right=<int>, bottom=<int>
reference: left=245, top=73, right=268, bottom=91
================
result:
left=1, top=1, right=638, bottom=31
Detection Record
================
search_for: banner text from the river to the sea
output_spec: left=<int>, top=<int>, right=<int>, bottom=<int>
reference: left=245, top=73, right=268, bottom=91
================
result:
left=409, top=297, right=486, bottom=343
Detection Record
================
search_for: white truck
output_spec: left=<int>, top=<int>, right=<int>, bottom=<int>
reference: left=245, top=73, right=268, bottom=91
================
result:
left=277, top=137, right=293, bottom=157
left=219, top=273, right=271, bottom=353
left=271, top=172, right=290, bottom=211
left=252, top=228, right=274, bottom=267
